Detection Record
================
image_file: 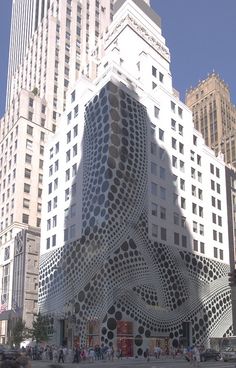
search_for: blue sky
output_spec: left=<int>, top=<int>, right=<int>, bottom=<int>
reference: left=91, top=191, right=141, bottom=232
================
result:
left=0, top=0, right=235, bottom=117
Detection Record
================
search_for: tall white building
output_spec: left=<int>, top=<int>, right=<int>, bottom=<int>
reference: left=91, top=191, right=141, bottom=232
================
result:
left=6, top=0, right=54, bottom=107
left=0, top=0, right=123, bottom=343
left=39, top=0, right=231, bottom=352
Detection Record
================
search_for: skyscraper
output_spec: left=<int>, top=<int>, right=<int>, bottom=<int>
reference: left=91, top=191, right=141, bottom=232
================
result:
left=186, top=73, right=236, bottom=168
left=39, top=0, right=231, bottom=351
left=0, top=0, right=119, bottom=343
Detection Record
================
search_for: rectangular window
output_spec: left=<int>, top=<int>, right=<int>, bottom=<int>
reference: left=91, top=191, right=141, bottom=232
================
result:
left=160, top=206, right=166, bottom=220
left=210, top=163, right=214, bottom=174
left=160, top=167, right=165, bottom=180
left=160, top=187, right=166, bottom=200
left=200, top=242, right=205, bottom=254
left=23, top=198, right=30, bottom=208
left=219, top=249, right=223, bottom=260
left=25, top=154, right=32, bottom=164
left=24, top=183, right=30, bottom=193
left=151, top=203, right=158, bottom=216
left=159, top=129, right=164, bottom=141
left=219, top=232, right=223, bottom=243
left=73, top=144, right=78, bottom=156
left=181, top=197, right=186, bottom=209
left=22, top=214, right=29, bottom=224
left=152, top=66, right=157, bottom=77
left=154, top=106, right=160, bottom=119
left=179, top=124, right=183, bottom=136
left=26, top=139, right=33, bottom=150
left=65, top=188, right=70, bottom=201
left=161, top=227, right=167, bottom=241
left=46, top=238, right=50, bottom=249
left=159, top=72, right=164, bottom=83
left=182, top=235, right=187, bottom=248
left=171, top=119, right=176, bottom=130
left=152, top=224, right=158, bottom=238
left=180, top=179, right=185, bottom=191
left=193, top=221, right=197, bottom=233
left=52, top=234, right=56, bottom=247
left=66, top=169, right=70, bottom=181
left=72, top=163, right=77, bottom=176
left=214, top=247, right=218, bottom=258
left=151, top=142, right=157, bottom=155
left=199, top=224, right=204, bottom=235
left=151, top=182, right=158, bottom=196
left=172, top=156, right=177, bottom=168
left=172, top=138, right=177, bottom=149
left=151, top=162, right=157, bottom=176
left=213, top=229, right=217, bottom=241
left=171, top=101, right=176, bottom=112
left=27, top=125, right=33, bottom=135
left=193, top=239, right=198, bottom=251
left=174, top=232, right=179, bottom=245
left=173, top=212, right=179, bottom=225
left=24, top=168, right=31, bottom=178
left=66, top=150, right=71, bottom=162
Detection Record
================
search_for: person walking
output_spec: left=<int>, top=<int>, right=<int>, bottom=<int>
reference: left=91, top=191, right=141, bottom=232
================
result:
left=58, top=347, right=64, bottom=363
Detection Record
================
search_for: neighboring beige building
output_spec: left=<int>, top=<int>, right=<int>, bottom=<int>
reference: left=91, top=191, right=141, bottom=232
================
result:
left=186, top=73, right=236, bottom=168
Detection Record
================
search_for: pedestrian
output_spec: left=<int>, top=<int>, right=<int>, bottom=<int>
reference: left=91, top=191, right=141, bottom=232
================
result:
left=144, top=348, right=150, bottom=362
left=193, top=345, right=200, bottom=367
left=58, top=347, right=64, bottom=363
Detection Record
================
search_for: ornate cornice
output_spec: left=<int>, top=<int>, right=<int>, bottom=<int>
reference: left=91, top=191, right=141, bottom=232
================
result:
left=105, top=14, right=170, bottom=62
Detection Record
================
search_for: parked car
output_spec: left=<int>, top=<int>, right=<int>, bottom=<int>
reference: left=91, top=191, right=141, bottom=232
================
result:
left=200, top=348, right=221, bottom=362
left=221, top=347, right=236, bottom=362
left=0, top=345, right=21, bottom=361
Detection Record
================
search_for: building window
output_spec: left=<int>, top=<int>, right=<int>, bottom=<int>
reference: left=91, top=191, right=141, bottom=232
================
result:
left=171, top=101, right=176, bottom=112
left=219, top=249, right=223, bottom=260
left=151, top=182, right=158, bottom=196
left=161, top=227, right=167, bottom=241
left=23, top=198, right=30, bottom=208
left=182, top=235, right=187, bottom=248
left=25, top=154, right=32, bottom=164
left=160, top=206, right=166, bottom=220
left=159, top=72, right=164, bottom=83
left=159, top=129, right=164, bottom=141
left=193, top=239, right=198, bottom=251
left=154, top=106, right=160, bottom=119
left=65, top=188, right=70, bottom=201
left=213, top=247, right=218, bottom=258
left=52, top=234, right=56, bottom=247
left=160, top=187, right=166, bottom=200
left=152, top=224, right=158, bottom=238
left=172, top=138, right=177, bottom=150
left=24, top=183, right=30, bottom=193
left=181, top=197, right=186, bottom=209
left=200, top=242, right=205, bottom=254
left=152, top=66, right=157, bottom=77
left=151, top=162, right=157, bottom=176
left=160, top=167, right=165, bottom=180
left=210, top=163, right=214, bottom=174
left=22, top=214, right=29, bottom=224
left=46, top=238, right=50, bottom=249
left=27, top=125, right=33, bottom=135
left=213, top=230, right=217, bottom=241
left=171, top=119, right=176, bottom=130
left=24, top=168, right=31, bottom=178
left=65, top=169, right=70, bottom=181
left=151, top=203, right=158, bottom=216
left=174, top=232, right=179, bottom=245
left=173, top=212, right=179, bottom=225
left=193, top=221, right=197, bottom=233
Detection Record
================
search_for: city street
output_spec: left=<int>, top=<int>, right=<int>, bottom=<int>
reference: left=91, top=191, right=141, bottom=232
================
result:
left=30, top=358, right=236, bottom=368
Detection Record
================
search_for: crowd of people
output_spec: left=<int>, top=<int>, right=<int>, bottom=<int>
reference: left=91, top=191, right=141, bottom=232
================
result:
left=23, top=344, right=116, bottom=363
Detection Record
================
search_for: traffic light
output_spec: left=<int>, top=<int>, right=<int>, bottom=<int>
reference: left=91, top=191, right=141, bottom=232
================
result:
left=228, top=269, right=236, bottom=286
